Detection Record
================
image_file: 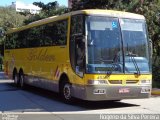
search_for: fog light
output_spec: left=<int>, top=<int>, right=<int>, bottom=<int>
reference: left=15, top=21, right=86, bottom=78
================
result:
left=141, top=87, right=151, bottom=93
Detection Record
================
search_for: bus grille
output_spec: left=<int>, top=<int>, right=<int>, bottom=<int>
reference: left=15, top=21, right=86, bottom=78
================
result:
left=108, top=80, right=122, bottom=84
left=108, top=80, right=139, bottom=84
left=126, top=80, right=139, bottom=84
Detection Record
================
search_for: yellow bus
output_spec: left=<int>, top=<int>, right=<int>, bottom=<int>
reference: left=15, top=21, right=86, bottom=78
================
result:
left=4, top=9, right=152, bottom=102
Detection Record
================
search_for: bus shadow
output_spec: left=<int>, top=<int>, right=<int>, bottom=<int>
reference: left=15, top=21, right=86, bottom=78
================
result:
left=74, top=100, right=139, bottom=110
left=12, top=84, right=139, bottom=112
left=0, top=73, right=140, bottom=112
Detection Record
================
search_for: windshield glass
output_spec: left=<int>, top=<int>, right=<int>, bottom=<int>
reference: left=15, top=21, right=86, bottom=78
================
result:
left=86, top=16, right=123, bottom=74
left=120, top=19, right=150, bottom=73
left=85, top=16, right=151, bottom=74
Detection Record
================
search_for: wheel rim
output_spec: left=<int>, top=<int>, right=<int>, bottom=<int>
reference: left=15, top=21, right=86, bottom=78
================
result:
left=14, top=75, right=18, bottom=84
left=63, top=83, right=71, bottom=100
left=20, top=75, right=24, bottom=87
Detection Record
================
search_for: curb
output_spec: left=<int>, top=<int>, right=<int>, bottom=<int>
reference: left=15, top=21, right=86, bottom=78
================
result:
left=151, top=90, right=160, bottom=95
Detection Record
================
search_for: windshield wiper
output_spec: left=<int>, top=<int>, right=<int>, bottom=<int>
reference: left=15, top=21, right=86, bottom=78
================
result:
left=106, top=64, right=116, bottom=76
left=106, top=54, right=120, bottom=76
left=129, top=53, right=141, bottom=75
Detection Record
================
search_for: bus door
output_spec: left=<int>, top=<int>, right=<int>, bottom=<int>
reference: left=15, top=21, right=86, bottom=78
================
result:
left=70, top=15, right=85, bottom=77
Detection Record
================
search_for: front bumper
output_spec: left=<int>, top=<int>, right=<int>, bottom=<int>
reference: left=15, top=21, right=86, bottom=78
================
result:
left=72, top=85, right=151, bottom=101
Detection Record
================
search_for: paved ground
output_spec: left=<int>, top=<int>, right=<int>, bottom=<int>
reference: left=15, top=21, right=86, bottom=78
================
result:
left=0, top=72, right=8, bottom=80
left=152, top=88, right=160, bottom=95
left=0, top=80, right=159, bottom=113
left=0, top=72, right=160, bottom=120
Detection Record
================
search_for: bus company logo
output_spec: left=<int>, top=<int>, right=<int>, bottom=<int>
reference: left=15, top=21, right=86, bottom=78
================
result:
left=119, top=88, right=130, bottom=93
left=27, top=49, right=55, bottom=62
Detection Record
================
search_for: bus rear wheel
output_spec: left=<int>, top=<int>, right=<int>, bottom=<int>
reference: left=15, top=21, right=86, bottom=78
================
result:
left=13, top=72, right=19, bottom=87
left=19, top=72, right=25, bottom=89
left=60, top=81, right=74, bottom=103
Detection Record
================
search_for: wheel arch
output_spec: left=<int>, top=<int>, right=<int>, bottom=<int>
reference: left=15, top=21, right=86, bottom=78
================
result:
left=19, top=68, right=24, bottom=75
left=59, top=73, right=70, bottom=92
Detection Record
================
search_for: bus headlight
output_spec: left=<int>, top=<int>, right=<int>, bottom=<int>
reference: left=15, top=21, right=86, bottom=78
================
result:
left=140, top=80, right=151, bottom=84
left=88, top=80, right=108, bottom=85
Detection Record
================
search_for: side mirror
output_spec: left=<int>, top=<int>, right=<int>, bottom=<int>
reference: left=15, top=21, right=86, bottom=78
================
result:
left=149, top=39, right=153, bottom=56
left=72, top=33, right=85, bottom=41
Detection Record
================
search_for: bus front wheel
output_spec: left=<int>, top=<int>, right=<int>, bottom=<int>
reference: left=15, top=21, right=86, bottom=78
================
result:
left=60, top=80, right=74, bottom=103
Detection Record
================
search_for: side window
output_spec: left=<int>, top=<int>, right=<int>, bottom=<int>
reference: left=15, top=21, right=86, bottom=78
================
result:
left=70, top=15, right=85, bottom=76
left=56, top=20, right=68, bottom=45
left=43, top=24, right=54, bottom=46
left=5, top=35, right=12, bottom=49
left=27, top=27, right=41, bottom=47
left=6, top=31, right=28, bottom=49
left=5, top=19, right=68, bottom=49
left=16, top=30, right=27, bottom=48
left=44, top=19, right=68, bottom=46
left=71, top=15, right=84, bottom=35
left=5, top=33, right=18, bottom=49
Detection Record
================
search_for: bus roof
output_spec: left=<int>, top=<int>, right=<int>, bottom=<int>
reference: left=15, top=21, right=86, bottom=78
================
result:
left=7, top=9, right=145, bottom=34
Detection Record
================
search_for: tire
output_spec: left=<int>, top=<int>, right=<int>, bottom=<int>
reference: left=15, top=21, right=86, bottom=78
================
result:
left=60, top=80, right=74, bottom=103
left=19, top=72, right=25, bottom=89
left=13, top=71, right=19, bottom=87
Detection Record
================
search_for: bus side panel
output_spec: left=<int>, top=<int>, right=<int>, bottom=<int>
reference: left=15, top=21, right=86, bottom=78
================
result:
left=4, top=46, right=69, bottom=92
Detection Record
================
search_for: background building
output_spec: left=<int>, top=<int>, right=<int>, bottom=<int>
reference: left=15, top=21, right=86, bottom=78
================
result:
left=10, top=2, right=16, bottom=8
left=10, top=1, right=41, bottom=14
left=68, top=0, right=72, bottom=8
left=68, top=0, right=79, bottom=8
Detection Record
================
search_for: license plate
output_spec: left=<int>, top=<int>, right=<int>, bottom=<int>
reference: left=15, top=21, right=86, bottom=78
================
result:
left=119, top=88, right=130, bottom=93
left=141, top=87, right=150, bottom=93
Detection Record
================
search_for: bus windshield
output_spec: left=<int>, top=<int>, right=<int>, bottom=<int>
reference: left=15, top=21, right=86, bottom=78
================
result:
left=86, top=16, right=151, bottom=74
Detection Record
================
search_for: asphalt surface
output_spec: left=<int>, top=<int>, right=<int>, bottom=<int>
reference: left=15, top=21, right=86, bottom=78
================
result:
left=0, top=72, right=160, bottom=120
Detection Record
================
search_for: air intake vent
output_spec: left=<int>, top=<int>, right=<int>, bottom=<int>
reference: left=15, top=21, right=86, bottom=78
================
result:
left=108, top=80, right=122, bottom=84
left=126, top=80, right=139, bottom=84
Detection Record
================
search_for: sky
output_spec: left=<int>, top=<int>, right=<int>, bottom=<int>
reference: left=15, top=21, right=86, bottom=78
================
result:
left=0, top=0, right=68, bottom=6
